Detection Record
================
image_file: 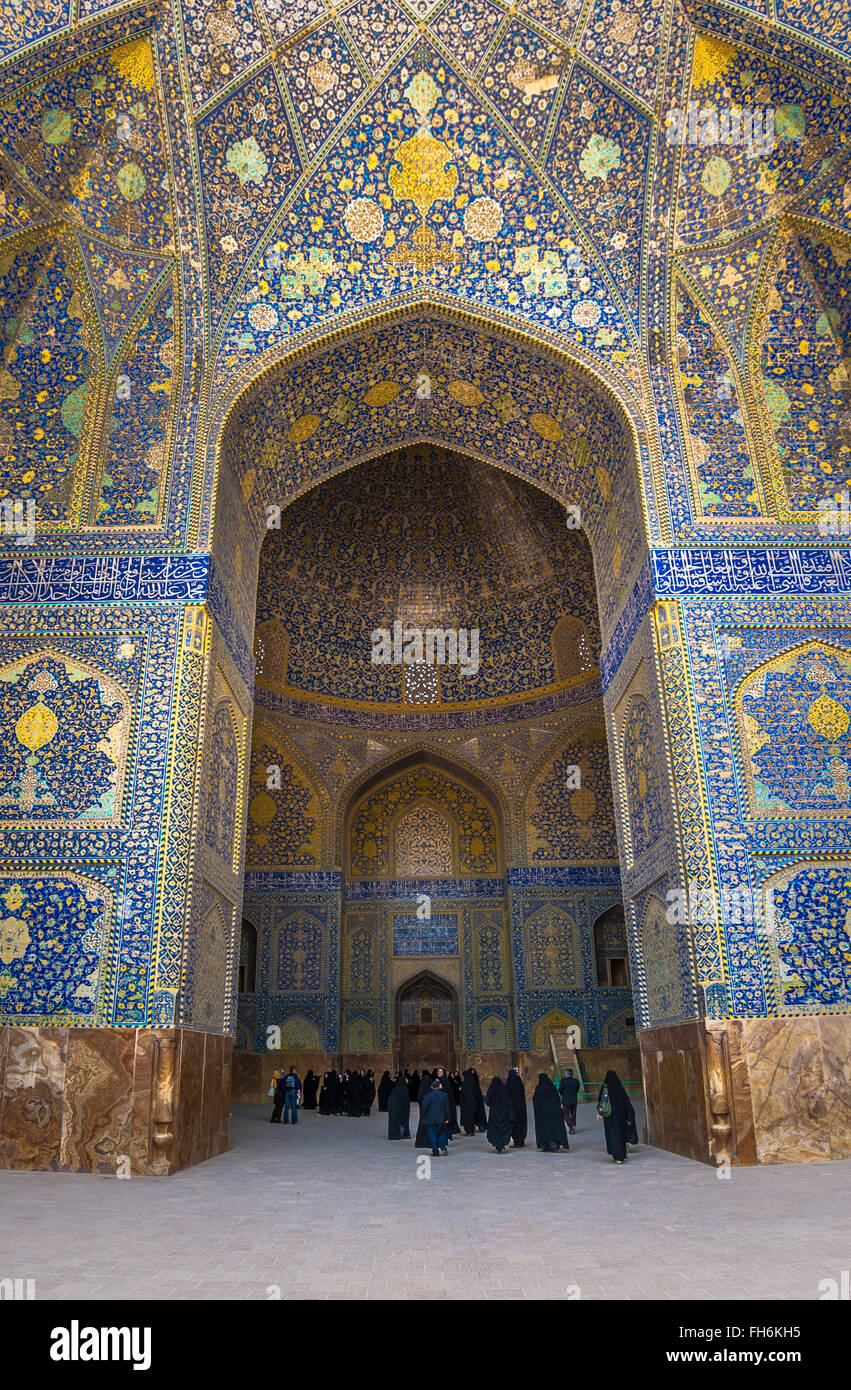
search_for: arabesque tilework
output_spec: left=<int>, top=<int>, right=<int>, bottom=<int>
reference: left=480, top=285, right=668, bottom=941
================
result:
left=0, top=0, right=849, bottom=1108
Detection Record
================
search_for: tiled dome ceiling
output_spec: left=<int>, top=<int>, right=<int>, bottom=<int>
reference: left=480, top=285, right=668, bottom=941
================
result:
left=253, top=443, right=600, bottom=709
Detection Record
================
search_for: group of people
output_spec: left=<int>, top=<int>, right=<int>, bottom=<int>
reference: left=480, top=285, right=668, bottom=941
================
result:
left=269, top=1061, right=638, bottom=1163
left=382, top=1065, right=606, bottom=1158
left=317, top=1068, right=377, bottom=1116
left=270, top=1067, right=379, bottom=1121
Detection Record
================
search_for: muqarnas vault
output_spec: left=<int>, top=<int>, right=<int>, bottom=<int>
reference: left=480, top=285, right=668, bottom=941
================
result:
left=0, top=5, right=849, bottom=1173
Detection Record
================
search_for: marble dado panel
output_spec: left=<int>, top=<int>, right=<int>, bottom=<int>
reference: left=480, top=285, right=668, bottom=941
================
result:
left=639, top=1014, right=851, bottom=1165
left=0, top=1025, right=231, bottom=1174
left=741, top=1016, right=851, bottom=1164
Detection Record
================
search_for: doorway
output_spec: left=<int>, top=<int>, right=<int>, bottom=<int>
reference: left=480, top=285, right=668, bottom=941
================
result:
left=396, top=971, right=458, bottom=1072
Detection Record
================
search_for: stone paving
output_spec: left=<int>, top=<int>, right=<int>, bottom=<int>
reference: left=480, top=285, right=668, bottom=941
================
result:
left=1, top=1102, right=849, bottom=1300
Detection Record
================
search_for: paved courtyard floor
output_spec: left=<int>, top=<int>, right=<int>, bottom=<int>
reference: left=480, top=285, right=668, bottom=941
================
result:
left=1, top=1102, right=849, bottom=1300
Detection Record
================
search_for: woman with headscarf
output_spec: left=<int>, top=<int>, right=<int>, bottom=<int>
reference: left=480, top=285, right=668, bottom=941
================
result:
left=459, top=1068, right=485, bottom=1135
left=347, top=1069, right=363, bottom=1117
left=318, top=1071, right=330, bottom=1114
left=506, top=1067, right=528, bottom=1148
left=414, top=1069, right=435, bottom=1147
left=485, top=1076, right=512, bottom=1154
left=269, top=1069, right=285, bottom=1123
left=377, top=1070, right=393, bottom=1112
left=407, top=1069, right=421, bottom=1103
left=473, top=1070, right=488, bottom=1131
left=435, top=1067, right=459, bottom=1137
left=387, top=1072, right=411, bottom=1140
left=533, top=1073, right=569, bottom=1152
left=301, top=1069, right=318, bottom=1110
left=597, top=1069, right=636, bottom=1163
left=361, top=1069, right=376, bottom=1116
left=320, top=1071, right=336, bottom=1115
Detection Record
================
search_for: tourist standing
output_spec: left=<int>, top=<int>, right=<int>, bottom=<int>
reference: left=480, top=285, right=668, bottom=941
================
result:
left=302, top=1069, right=318, bottom=1110
left=387, top=1073, right=411, bottom=1140
left=270, top=1069, right=285, bottom=1123
left=420, top=1079, right=450, bottom=1156
left=596, top=1069, right=635, bottom=1163
left=559, top=1068, right=580, bottom=1134
left=282, top=1066, right=301, bottom=1124
left=506, top=1067, right=528, bottom=1148
left=485, top=1077, right=512, bottom=1154
left=377, top=1071, right=393, bottom=1111
left=533, top=1074, right=569, bottom=1152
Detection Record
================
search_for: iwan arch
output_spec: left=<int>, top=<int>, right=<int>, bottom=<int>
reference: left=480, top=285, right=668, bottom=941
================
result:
left=0, top=3, right=849, bottom=1175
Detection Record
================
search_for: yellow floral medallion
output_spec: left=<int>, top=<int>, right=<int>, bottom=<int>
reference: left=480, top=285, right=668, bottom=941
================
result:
left=388, top=129, right=459, bottom=218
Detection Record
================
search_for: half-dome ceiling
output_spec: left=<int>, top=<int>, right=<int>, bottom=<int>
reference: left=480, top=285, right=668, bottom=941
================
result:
left=254, top=444, right=599, bottom=711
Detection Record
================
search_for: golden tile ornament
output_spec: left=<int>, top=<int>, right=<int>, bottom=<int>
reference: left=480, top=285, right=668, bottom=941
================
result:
left=0, top=0, right=849, bottom=1111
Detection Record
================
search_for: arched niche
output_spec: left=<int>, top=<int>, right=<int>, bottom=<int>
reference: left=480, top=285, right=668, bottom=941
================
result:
left=337, top=745, right=511, bottom=869
left=0, top=646, right=133, bottom=828
left=530, top=1007, right=582, bottom=1050
left=203, top=700, right=241, bottom=865
left=238, top=918, right=257, bottom=994
left=245, top=718, right=325, bottom=868
left=733, top=640, right=851, bottom=819
left=593, top=902, right=629, bottom=987
left=343, top=750, right=506, bottom=880
left=206, top=306, right=654, bottom=656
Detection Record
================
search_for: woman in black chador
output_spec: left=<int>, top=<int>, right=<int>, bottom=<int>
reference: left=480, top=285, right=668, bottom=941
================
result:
left=302, top=1070, right=318, bottom=1110
left=435, top=1068, right=459, bottom=1137
left=319, top=1070, right=337, bottom=1115
left=597, top=1069, right=636, bottom=1163
left=485, top=1077, right=512, bottom=1154
left=460, top=1069, right=487, bottom=1135
left=387, top=1073, right=411, bottom=1140
left=347, top=1069, right=363, bottom=1117
left=377, top=1071, right=393, bottom=1112
left=407, top=1069, right=421, bottom=1103
left=506, top=1067, right=528, bottom=1148
left=414, top=1069, right=435, bottom=1147
left=533, top=1074, right=569, bottom=1152
left=361, top=1069, right=376, bottom=1116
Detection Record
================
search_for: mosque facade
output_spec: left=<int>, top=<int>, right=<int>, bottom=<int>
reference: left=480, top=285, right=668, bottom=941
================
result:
left=0, top=0, right=849, bottom=1173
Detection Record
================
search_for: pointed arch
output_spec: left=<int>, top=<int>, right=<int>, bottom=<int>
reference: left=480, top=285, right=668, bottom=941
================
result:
left=394, top=967, right=459, bottom=1033
left=0, top=644, right=133, bottom=826
left=520, top=715, right=618, bottom=865
left=732, top=639, right=851, bottom=819
left=246, top=711, right=327, bottom=868
left=344, top=752, right=504, bottom=879
left=337, top=744, right=511, bottom=871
